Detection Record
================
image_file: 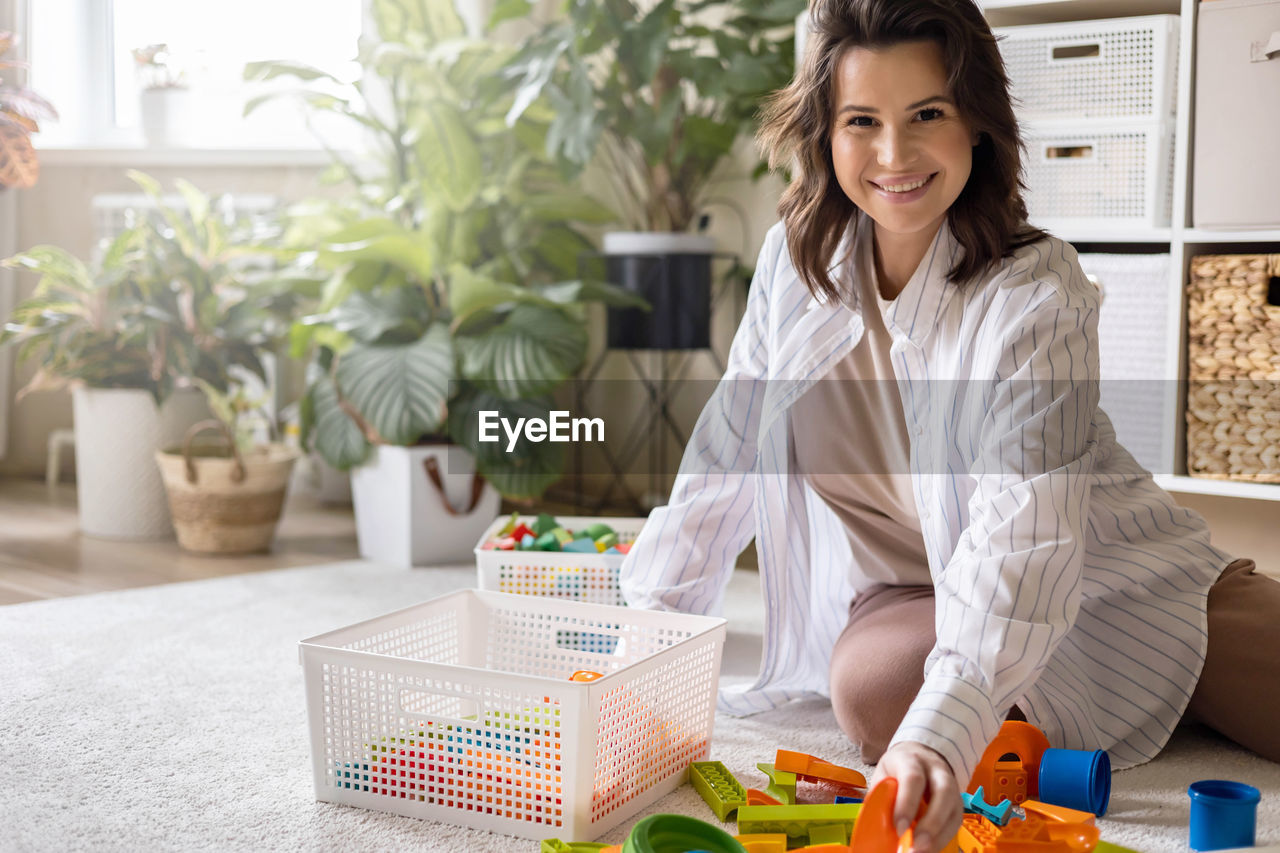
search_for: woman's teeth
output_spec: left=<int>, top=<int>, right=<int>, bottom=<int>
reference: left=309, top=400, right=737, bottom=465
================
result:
left=876, top=176, right=932, bottom=192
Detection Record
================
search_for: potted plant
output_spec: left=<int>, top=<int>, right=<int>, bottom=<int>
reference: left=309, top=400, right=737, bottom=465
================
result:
left=0, top=30, right=57, bottom=188
left=245, top=0, right=641, bottom=567
left=132, top=43, right=191, bottom=147
left=502, top=0, right=806, bottom=349
left=1, top=171, right=299, bottom=539
left=155, top=381, right=300, bottom=554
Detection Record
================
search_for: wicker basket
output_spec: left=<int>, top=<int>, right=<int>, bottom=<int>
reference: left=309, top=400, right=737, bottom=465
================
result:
left=1185, top=254, right=1280, bottom=482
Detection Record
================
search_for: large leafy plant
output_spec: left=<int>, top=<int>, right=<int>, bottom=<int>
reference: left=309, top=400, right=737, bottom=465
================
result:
left=502, top=0, right=806, bottom=232
left=0, top=171, right=299, bottom=402
left=246, top=0, right=641, bottom=500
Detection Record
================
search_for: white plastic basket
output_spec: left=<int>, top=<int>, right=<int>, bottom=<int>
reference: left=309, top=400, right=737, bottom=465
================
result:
left=1023, top=119, right=1175, bottom=232
left=475, top=515, right=647, bottom=607
left=995, top=15, right=1179, bottom=123
left=299, top=590, right=726, bottom=841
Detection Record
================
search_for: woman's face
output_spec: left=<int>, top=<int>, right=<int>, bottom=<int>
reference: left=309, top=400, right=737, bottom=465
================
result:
left=829, top=40, right=978, bottom=244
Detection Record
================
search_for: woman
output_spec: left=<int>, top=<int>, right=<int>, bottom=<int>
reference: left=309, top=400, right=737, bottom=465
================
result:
left=619, top=0, right=1280, bottom=851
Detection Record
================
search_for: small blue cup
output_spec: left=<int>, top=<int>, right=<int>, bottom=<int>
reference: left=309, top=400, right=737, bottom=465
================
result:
left=1037, top=747, right=1111, bottom=816
left=1188, top=779, right=1261, bottom=851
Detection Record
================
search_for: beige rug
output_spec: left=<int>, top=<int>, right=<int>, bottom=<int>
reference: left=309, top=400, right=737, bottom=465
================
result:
left=1, top=559, right=1276, bottom=852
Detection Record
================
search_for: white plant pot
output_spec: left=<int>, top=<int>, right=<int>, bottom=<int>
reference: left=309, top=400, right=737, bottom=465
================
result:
left=72, top=387, right=209, bottom=540
left=139, top=87, right=194, bottom=147
left=351, top=444, right=501, bottom=568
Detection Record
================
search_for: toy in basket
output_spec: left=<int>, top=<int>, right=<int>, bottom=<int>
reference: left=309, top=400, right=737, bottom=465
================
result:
left=299, top=589, right=726, bottom=841
left=475, top=513, right=647, bottom=607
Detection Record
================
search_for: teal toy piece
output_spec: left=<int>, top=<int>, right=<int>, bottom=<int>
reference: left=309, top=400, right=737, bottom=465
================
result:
left=962, top=786, right=1015, bottom=826
left=621, top=814, right=747, bottom=853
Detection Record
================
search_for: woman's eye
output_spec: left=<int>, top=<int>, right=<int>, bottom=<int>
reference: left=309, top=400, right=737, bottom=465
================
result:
left=846, top=115, right=874, bottom=128
left=918, top=107, right=944, bottom=121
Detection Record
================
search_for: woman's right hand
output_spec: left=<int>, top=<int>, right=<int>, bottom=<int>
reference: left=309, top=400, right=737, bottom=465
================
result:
left=869, top=740, right=964, bottom=853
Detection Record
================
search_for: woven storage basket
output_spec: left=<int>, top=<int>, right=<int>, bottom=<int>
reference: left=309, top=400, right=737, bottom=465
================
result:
left=1185, top=254, right=1280, bottom=482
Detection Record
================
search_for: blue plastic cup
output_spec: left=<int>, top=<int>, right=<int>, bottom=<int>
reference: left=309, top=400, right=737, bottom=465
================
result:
left=1188, top=779, right=1261, bottom=851
left=1037, top=747, right=1112, bottom=816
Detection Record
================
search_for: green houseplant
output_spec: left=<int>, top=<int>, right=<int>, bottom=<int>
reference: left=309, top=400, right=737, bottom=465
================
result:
left=501, top=0, right=805, bottom=349
left=247, top=0, right=641, bottom=565
left=1, top=171, right=299, bottom=538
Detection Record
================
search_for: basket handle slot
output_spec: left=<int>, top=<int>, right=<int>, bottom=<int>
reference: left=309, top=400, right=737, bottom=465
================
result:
left=555, top=626, right=625, bottom=658
left=398, top=687, right=481, bottom=729
left=1044, top=144, right=1095, bottom=162
left=1050, top=42, right=1100, bottom=61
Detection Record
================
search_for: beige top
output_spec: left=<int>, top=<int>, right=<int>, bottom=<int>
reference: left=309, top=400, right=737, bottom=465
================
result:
left=791, top=221, right=931, bottom=591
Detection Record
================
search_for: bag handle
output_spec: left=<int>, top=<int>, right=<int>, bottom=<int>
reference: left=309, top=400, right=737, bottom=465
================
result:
left=422, top=455, right=485, bottom=516
left=181, top=419, right=245, bottom=485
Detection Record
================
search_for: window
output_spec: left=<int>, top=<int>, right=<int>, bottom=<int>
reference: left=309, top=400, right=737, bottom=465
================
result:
left=30, top=0, right=363, bottom=149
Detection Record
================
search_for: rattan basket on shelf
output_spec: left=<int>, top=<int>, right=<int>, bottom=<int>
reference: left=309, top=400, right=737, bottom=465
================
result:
left=1185, top=254, right=1280, bottom=482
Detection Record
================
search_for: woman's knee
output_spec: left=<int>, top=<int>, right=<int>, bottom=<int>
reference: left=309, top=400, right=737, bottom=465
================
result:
left=829, top=640, right=930, bottom=763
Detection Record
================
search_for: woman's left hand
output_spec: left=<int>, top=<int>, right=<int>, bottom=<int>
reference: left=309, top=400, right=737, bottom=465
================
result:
left=869, top=740, right=964, bottom=853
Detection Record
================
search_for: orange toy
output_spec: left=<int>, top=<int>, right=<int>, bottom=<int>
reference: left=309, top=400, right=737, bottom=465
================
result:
left=775, top=750, right=868, bottom=791
left=967, top=721, right=1051, bottom=805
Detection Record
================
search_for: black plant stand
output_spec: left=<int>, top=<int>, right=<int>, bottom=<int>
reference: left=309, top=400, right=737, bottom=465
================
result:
left=571, top=252, right=743, bottom=515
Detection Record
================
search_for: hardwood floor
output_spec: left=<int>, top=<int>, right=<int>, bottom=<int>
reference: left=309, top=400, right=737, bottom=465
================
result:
left=0, top=478, right=362, bottom=605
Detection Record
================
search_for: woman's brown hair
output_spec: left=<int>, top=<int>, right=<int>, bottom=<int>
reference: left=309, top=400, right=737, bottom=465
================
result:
left=758, top=0, right=1046, bottom=300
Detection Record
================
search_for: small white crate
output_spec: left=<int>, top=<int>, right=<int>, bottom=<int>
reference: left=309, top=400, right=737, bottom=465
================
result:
left=1023, top=120, right=1175, bottom=232
left=300, top=590, right=726, bottom=841
left=475, top=515, right=647, bottom=607
left=995, top=15, right=1179, bottom=123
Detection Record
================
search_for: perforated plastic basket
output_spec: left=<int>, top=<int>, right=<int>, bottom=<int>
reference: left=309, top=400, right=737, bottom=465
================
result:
left=475, top=515, right=647, bottom=607
left=994, top=15, right=1179, bottom=123
left=1023, top=119, right=1175, bottom=232
left=300, top=590, right=725, bottom=841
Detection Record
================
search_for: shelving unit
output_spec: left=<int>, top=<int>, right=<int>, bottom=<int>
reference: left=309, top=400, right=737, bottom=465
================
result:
left=982, top=0, right=1280, bottom=503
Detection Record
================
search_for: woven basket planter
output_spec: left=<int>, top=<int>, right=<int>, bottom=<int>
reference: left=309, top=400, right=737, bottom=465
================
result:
left=1185, top=253, right=1280, bottom=482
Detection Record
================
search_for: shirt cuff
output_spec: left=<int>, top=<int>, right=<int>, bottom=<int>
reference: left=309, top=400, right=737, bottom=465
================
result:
left=887, top=673, right=1004, bottom=785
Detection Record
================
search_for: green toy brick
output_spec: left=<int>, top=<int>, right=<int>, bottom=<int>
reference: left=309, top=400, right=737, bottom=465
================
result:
left=595, top=531, right=619, bottom=548
left=806, top=823, right=849, bottom=845
left=539, top=840, right=608, bottom=853
left=756, top=762, right=797, bottom=805
left=532, top=513, right=559, bottom=535
left=552, top=527, right=573, bottom=545
left=690, top=760, right=748, bottom=821
left=735, top=803, right=863, bottom=843
left=582, top=522, right=614, bottom=540
left=534, top=531, right=561, bottom=550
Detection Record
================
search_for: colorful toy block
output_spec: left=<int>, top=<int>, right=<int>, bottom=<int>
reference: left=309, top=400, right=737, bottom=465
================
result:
left=746, top=789, right=782, bottom=806
left=734, top=833, right=788, bottom=853
left=756, top=763, right=797, bottom=805
left=690, top=761, right=748, bottom=821
left=967, top=721, right=1050, bottom=805
left=735, top=803, right=862, bottom=844
left=539, top=840, right=609, bottom=853
left=774, top=749, right=867, bottom=791
left=963, top=786, right=1016, bottom=826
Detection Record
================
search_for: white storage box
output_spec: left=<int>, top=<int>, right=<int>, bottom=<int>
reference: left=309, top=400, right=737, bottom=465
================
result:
left=1023, top=120, right=1175, bottom=232
left=1193, top=0, right=1280, bottom=228
left=1077, top=252, right=1175, bottom=474
left=995, top=15, right=1179, bottom=123
left=475, top=515, right=647, bottom=607
left=300, top=590, right=726, bottom=840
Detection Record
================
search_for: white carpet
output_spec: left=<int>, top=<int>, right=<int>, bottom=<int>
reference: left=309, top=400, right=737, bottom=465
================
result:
left=1, top=559, right=1277, bottom=853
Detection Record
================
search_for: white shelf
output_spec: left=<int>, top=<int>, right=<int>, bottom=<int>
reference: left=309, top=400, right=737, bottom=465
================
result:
left=1181, top=229, right=1280, bottom=244
left=981, top=0, right=1179, bottom=26
left=1155, top=475, right=1280, bottom=503
left=37, top=145, right=340, bottom=168
left=1054, top=229, right=1173, bottom=245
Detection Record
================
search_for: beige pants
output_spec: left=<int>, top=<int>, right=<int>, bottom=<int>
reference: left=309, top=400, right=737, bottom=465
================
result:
left=829, top=558, right=1280, bottom=765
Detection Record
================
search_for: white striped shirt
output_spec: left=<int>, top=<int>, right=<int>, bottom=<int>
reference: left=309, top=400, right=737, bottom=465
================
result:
left=618, top=214, right=1236, bottom=783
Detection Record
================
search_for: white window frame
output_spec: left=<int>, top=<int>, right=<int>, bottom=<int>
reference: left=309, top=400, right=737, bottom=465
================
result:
left=28, top=0, right=363, bottom=152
